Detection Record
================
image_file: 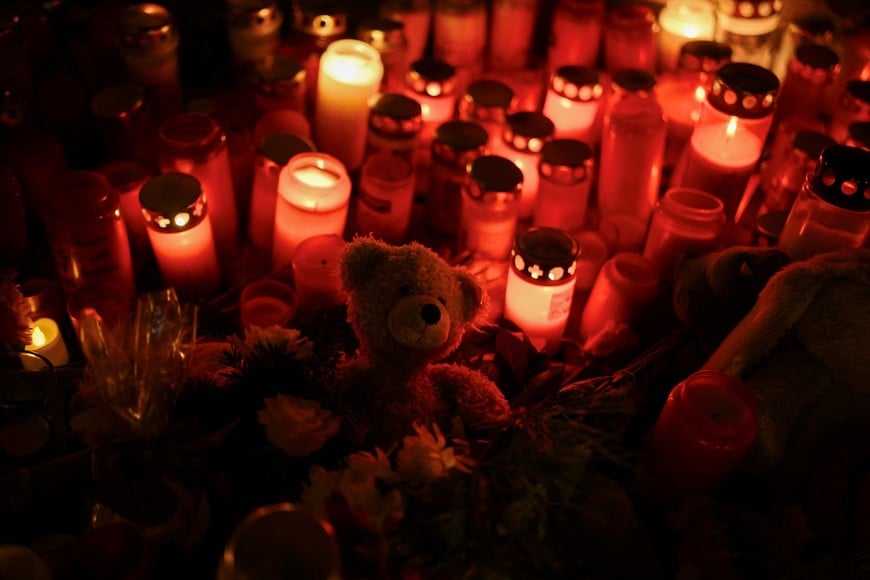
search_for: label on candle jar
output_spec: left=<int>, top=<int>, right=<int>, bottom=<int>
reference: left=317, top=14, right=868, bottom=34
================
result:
left=548, top=287, right=573, bottom=321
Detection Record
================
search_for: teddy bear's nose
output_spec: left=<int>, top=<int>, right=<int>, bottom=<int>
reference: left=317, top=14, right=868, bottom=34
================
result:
left=420, top=303, right=441, bottom=325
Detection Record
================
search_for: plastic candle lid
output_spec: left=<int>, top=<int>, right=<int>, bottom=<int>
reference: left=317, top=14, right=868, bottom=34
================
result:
left=847, top=122, right=870, bottom=151
left=791, top=44, right=839, bottom=80
left=678, top=41, right=732, bottom=73
left=511, top=227, right=579, bottom=284
left=539, top=139, right=593, bottom=184
left=844, top=79, right=870, bottom=109
left=258, top=132, right=316, bottom=165
left=369, top=93, right=423, bottom=137
left=502, top=112, right=555, bottom=153
left=119, top=3, right=179, bottom=53
left=612, top=69, right=657, bottom=94
left=357, top=17, right=405, bottom=51
left=467, top=155, right=523, bottom=195
left=433, top=121, right=488, bottom=164
left=406, top=58, right=456, bottom=96
left=139, top=173, right=208, bottom=232
left=808, top=145, right=870, bottom=211
left=293, top=0, right=347, bottom=37
left=708, top=63, right=780, bottom=119
left=550, top=66, right=602, bottom=101
left=715, top=0, right=783, bottom=19
left=255, top=56, right=306, bottom=96
left=462, top=79, right=515, bottom=120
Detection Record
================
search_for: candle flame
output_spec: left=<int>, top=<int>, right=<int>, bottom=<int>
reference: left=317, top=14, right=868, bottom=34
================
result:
left=31, top=325, right=46, bottom=347
left=694, top=85, right=706, bottom=104
left=726, top=116, right=738, bottom=138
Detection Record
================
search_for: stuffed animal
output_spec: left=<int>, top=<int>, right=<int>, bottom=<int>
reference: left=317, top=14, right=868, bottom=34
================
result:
left=703, top=248, right=870, bottom=485
left=336, top=237, right=511, bottom=447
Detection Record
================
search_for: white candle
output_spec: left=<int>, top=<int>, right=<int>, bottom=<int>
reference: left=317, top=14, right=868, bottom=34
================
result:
left=504, top=227, right=578, bottom=354
left=658, top=0, right=717, bottom=72
left=272, top=153, right=351, bottom=269
left=315, top=39, right=384, bottom=171
left=292, top=234, right=348, bottom=310
left=542, top=66, right=603, bottom=143
left=140, top=173, right=222, bottom=299
left=23, top=318, right=69, bottom=369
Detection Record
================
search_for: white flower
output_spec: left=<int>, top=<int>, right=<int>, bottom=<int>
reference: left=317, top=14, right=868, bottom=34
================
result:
left=396, top=423, right=475, bottom=485
left=258, top=394, right=340, bottom=457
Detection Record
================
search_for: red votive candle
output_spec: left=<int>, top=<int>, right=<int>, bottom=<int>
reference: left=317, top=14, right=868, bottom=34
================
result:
left=367, top=92, right=423, bottom=164
left=292, top=234, right=347, bottom=311
left=240, top=278, right=297, bottom=329
left=489, top=0, right=539, bottom=70
left=603, top=4, right=658, bottom=74
left=458, top=79, right=515, bottom=148
left=547, top=0, right=605, bottom=71
left=639, top=370, right=758, bottom=501
left=381, top=0, right=431, bottom=67
left=355, top=152, right=416, bottom=244
left=533, top=139, right=594, bottom=233
left=774, top=44, right=839, bottom=129
left=358, top=17, right=408, bottom=93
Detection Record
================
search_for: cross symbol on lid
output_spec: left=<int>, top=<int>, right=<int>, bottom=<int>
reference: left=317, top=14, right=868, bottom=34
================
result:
left=157, top=216, right=170, bottom=228
left=528, top=264, right=543, bottom=279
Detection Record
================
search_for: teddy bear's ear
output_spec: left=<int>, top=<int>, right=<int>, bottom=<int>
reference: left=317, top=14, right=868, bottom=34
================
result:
left=341, top=236, right=392, bottom=291
left=455, top=267, right=486, bottom=322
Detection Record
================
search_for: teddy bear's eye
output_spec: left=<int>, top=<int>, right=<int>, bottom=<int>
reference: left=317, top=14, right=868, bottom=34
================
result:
left=437, top=296, right=446, bottom=306
left=398, top=285, right=412, bottom=296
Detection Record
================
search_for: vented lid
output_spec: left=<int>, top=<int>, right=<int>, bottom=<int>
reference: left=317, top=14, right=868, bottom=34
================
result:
left=679, top=41, right=733, bottom=73
left=539, top=139, right=593, bottom=184
left=809, top=145, right=870, bottom=211
left=789, top=44, right=839, bottom=82
left=357, top=17, right=406, bottom=52
left=460, top=79, right=514, bottom=121
left=139, top=173, right=208, bottom=232
left=258, top=132, right=316, bottom=165
left=502, top=112, right=555, bottom=153
left=612, top=69, right=657, bottom=94
left=511, top=227, right=579, bottom=284
left=119, top=3, right=178, bottom=53
left=433, top=120, right=488, bottom=163
left=406, top=59, right=456, bottom=97
left=466, top=155, right=523, bottom=198
left=227, top=0, right=282, bottom=34
left=550, top=66, right=603, bottom=101
left=293, top=0, right=346, bottom=37
left=708, top=62, right=779, bottom=119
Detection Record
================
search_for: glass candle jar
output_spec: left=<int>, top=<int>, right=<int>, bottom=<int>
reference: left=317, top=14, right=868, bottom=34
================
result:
left=542, top=66, right=603, bottom=144
left=778, top=145, right=870, bottom=260
left=99, top=160, right=152, bottom=251
left=405, top=58, right=458, bottom=149
left=714, top=0, right=782, bottom=68
left=579, top=251, right=659, bottom=341
left=355, top=152, right=416, bottom=243
left=427, top=120, right=488, bottom=236
left=534, top=139, right=594, bottom=233
left=380, top=0, right=431, bottom=66
left=226, top=0, right=283, bottom=76
left=157, top=113, right=239, bottom=254
left=658, top=41, right=732, bottom=173
left=315, top=39, right=384, bottom=172
left=771, top=14, right=836, bottom=80
left=672, top=62, right=780, bottom=220
left=0, top=166, right=28, bottom=265
left=491, top=111, right=555, bottom=219
left=547, top=0, right=605, bottom=71
left=829, top=80, right=870, bottom=144
left=292, top=234, right=348, bottom=310
left=367, top=92, right=423, bottom=163
left=657, top=0, right=717, bottom=72
left=775, top=44, right=839, bottom=128
left=248, top=133, right=316, bottom=252
left=433, top=0, right=487, bottom=89
left=461, top=155, right=524, bottom=261
left=598, top=95, right=667, bottom=252
left=642, top=188, right=726, bottom=280
left=504, top=227, right=579, bottom=353
left=41, top=171, right=135, bottom=298
left=489, top=0, right=539, bottom=70
left=254, top=55, right=307, bottom=115
left=239, top=278, right=296, bottom=330
left=603, top=3, right=658, bottom=74
left=140, top=173, right=222, bottom=299
left=118, top=3, right=182, bottom=119
left=357, top=17, right=408, bottom=93
left=272, top=152, right=351, bottom=269
left=638, top=370, right=757, bottom=502
left=457, top=79, right=515, bottom=148
left=90, top=84, right=157, bottom=170
left=757, top=127, right=835, bottom=214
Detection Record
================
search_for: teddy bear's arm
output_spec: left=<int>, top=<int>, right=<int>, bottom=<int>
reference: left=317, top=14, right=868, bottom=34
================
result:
left=428, top=363, right=511, bottom=430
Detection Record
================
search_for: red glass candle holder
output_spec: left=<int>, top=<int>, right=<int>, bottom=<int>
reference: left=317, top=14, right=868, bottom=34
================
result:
left=603, top=4, right=657, bottom=74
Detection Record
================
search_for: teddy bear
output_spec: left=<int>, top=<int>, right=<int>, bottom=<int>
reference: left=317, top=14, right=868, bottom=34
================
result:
left=335, top=236, right=511, bottom=448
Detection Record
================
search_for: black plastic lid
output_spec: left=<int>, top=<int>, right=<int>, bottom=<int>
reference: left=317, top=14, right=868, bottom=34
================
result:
left=539, top=139, right=593, bottom=184
left=708, top=62, right=779, bottom=119
left=502, top=112, right=555, bottom=153
left=406, top=59, right=456, bottom=97
left=511, top=227, right=579, bottom=284
left=369, top=93, right=423, bottom=138
left=255, top=56, right=305, bottom=96
left=258, top=132, right=316, bottom=165
left=357, top=17, right=405, bottom=51
left=550, top=66, right=603, bottom=101
left=810, top=145, right=870, bottom=211
left=464, top=79, right=514, bottom=110
left=793, top=130, right=836, bottom=159
left=467, top=155, right=523, bottom=195
left=716, top=0, right=782, bottom=19
left=139, top=173, right=208, bottom=232
left=612, top=69, right=657, bottom=94
left=434, top=120, right=488, bottom=151
left=791, top=44, right=839, bottom=81
left=227, top=1, right=282, bottom=32
left=679, top=41, right=732, bottom=73
left=844, top=80, right=870, bottom=106
left=789, top=14, right=836, bottom=41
